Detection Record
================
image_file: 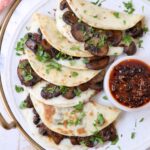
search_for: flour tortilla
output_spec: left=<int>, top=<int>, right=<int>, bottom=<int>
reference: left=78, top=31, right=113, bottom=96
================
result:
left=66, top=0, right=144, bottom=30
left=30, top=94, right=121, bottom=136
left=22, top=108, right=87, bottom=150
left=28, top=81, right=96, bottom=107
left=34, top=13, right=92, bottom=57
left=25, top=49, right=99, bottom=87
left=56, top=5, right=123, bottom=56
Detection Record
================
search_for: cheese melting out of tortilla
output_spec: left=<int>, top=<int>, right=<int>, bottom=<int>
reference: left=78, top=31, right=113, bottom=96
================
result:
left=30, top=94, right=121, bottom=136
left=28, top=81, right=96, bottom=107
left=66, top=0, right=144, bottom=30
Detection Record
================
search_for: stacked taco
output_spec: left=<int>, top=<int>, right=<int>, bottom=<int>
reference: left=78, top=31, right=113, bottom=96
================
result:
left=16, top=0, right=145, bottom=149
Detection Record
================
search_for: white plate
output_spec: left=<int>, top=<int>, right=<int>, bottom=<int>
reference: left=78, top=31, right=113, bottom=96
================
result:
left=1, top=0, right=150, bottom=150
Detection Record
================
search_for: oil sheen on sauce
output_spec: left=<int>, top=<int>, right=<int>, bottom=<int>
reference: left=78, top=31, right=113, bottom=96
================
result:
left=109, top=59, right=150, bottom=108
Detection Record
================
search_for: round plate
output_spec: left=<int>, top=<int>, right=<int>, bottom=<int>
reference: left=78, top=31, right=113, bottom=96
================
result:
left=1, top=0, right=150, bottom=149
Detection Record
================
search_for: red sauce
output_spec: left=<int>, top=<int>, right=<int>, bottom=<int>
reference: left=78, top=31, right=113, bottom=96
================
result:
left=109, top=59, right=150, bottom=108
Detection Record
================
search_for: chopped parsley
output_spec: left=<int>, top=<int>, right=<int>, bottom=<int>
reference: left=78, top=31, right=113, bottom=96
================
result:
left=71, top=72, right=78, bottom=77
left=70, top=45, right=80, bottom=51
left=139, top=117, right=144, bottom=122
left=15, top=85, right=24, bottom=93
left=103, top=95, right=108, bottom=100
left=67, top=112, right=86, bottom=126
left=16, top=35, right=28, bottom=55
left=56, top=52, right=73, bottom=60
left=92, top=0, right=106, bottom=6
left=123, top=34, right=132, bottom=45
left=82, top=58, right=89, bottom=64
left=44, top=86, right=60, bottom=94
left=36, top=45, right=51, bottom=63
left=97, top=35, right=106, bottom=48
left=111, top=136, right=119, bottom=145
left=131, top=132, right=136, bottom=139
left=74, top=88, right=82, bottom=97
left=143, top=26, right=149, bottom=33
left=138, top=39, right=143, bottom=48
left=46, top=60, right=62, bottom=73
left=123, top=1, right=135, bottom=14
left=74, top=102, right=84, bottom=112
left=19, top=101, right=27, bottom=109
left=93, top=15, right=98, bottom=18
left=24, top=74, right=33, bottom=82
left=113, top=12, right=120, bottom=18
left=59, top=86, right=69, bottom=94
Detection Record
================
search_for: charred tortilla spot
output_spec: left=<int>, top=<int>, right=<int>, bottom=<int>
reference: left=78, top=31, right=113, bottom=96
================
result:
left=44, top=105, right=55, bottom=123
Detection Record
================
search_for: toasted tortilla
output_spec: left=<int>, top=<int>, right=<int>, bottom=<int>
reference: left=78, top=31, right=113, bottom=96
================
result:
left=34, top=13, right=92, bottom=57
left=25, top=49, right=99, bottom=87
left=66, top=0, right=144, bottom=30
left=22, top=108, right=87, bottom=150
left=28, top=81, right=96, bottom=107
left=30, top=94, right=121, bottom=136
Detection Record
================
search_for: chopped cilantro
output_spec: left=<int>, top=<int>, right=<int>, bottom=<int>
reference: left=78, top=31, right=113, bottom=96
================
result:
left=70, top=45, right=80, bottom=51
left=93, top=15, right=98, bottom=18
left=19, top=101, right=27, bottom=109
left=92, top=0, right=106, bottom=6
left=82, top=58, right=89, bottom=64
left=74, top=88, right=82, bottom=97
left=143, top=26, right=149, bottom=33
left=131, top=132, right=136, bottom=139
left=90, top=136, right=104, bottom=144
left=16, top=35, right=28, bottom=55
left=123, top=20, right=127, bottom=24
left=71, top=72, right=78, bottom=77
left=67, top=112, right=86, bottom=126
left=36, top=45, right=51, bottom=63
left=123, top=34, right=132, bottom=45
left=55, top=52, right=73, bottom=60
left=59, top=86, right=69, bottom=94
left=103, top=95, right=108, bottom=100
left=123, top=1, right=135, bottom=14
left=24, top=74, right=33, bottom=82
left=139, top=117, right=144, bottom=122
left=46, top=60, right=62, bottom=73
left=111, top=136, right=119, bottom=145
left=97, top=35, right=106, bottom=48
left=138, top=39, right=143, bottom=48
left=74, top=102, right=84, bottom=111
left=93, top=113, right=105, bottom=130
left=15, top=85, right=24, bottom=93
left=113, top=12, right=120, bottom=18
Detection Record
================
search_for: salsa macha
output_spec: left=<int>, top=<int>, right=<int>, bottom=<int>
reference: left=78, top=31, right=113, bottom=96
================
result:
left=109, top=59, right=150, bottom=108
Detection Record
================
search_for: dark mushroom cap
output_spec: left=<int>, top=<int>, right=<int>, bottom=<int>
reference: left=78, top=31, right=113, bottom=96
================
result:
left=124, top=41, right=137, bottom=56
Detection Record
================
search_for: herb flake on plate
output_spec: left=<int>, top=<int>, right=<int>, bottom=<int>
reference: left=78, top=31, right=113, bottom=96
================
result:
left=113, top=12, right=120, bottom=18
left=131, top=132, right=136, bottom=139
left=123, top=0, right=135, bottom=14
left=19, top=101, right=27, bottom=109
left=139, top=117, right=144, bottom=122
left=15, top=85, right=24, bottom=93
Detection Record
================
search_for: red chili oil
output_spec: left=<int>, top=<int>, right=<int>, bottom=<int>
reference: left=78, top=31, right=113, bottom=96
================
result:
left=109, top=59, right=150, bottom=108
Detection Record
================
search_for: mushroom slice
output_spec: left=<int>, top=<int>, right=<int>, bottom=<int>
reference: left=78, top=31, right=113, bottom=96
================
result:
left=63, top=11, right=78, bottom=25
left=86, top=56, right=109, bottom=70
left=124, top=41, right=137, bottom=56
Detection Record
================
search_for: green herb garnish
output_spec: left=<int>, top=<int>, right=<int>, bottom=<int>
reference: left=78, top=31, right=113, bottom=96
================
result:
left=70, top=45, right=80, bottom=51
left=111, top=136, right=119, bottom=145
left=82, top=58, right=89, bottom=64
left=36, top=45, right=51, bottom=63
left=15, top=85, right=24, bottom=93
left=97, top=35, right=106, bottom=48
left=113, top=12, right=120, bottom=18
left=74, top=88, right=82, bottom=97
left=60, top=86, right=69, bottom=94
left=92, top=0, right=106, bottom=6
left=143, top=26, right=149, bottom=33
left=19, top=101, right=27, bottom=109
left=24, top=74, right=33, bottom=81
left=93, top=15, right=98, bottom=18
left=103, top=95, right=108, bottom=100
left=46, top=60, right=62, bottom=73
left=123, top=35, right=132, bottom=45
left=74, top=102, right=84, bottom=112
left=131, top=132, right=136, bottom=139
left=123, top=1, right=135, bottom=14
left=139, top=117, right=144, bottom=122
left=138, top=39, right=143, bottom=48
left=16, top=35, right=28, bottom=55
left=71, top=72, right=78, bottom=77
